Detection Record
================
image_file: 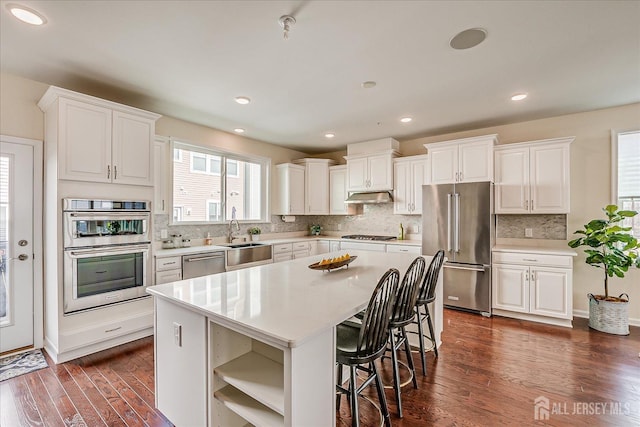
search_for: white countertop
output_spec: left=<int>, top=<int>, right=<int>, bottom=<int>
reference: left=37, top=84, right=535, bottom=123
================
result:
left=147, top=250, right=422, bottom=348
left=155, top=236, right=421, bottom=257
left=493, top=244, right=577, bottom=256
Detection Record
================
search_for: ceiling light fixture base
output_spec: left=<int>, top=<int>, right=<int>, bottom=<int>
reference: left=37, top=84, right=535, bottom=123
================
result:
left=278, top=15, right=296, bottom=40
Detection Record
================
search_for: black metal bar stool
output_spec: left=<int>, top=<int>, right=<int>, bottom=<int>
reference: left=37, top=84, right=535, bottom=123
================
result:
left=413, top=250, right=445, bottom=375
left=336, top=268, right=400, bottom=427
left=384, top=256, right=426, bottom=418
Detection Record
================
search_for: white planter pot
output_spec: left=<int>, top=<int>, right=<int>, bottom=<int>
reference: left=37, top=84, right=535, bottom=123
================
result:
left=251, top=235, right=260, bottom=242
left=588, top=293, right=629, bottom=335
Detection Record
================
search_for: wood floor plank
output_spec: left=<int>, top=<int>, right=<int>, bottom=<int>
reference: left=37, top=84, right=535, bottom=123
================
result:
left=23, top=372, right=65, bottom=427
left=37, top=368, right=82, bottom=426
left=64, top=362, right=126, bottom=427
left=3, top=310, right=639, bottom=426
left=47, top=362, right=106, bottom=427
left=1, top=381, right=22, bottom=427
left=7, top=375, right=43, bottom=427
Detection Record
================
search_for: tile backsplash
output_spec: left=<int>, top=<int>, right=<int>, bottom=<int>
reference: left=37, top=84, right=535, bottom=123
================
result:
left=154, top=208, right=567, bottom=242
left=496, top=214, right=567, bottom=240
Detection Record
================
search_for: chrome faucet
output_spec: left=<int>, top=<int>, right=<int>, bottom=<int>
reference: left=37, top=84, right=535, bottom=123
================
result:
left=228, top=219, right=240, bottom=243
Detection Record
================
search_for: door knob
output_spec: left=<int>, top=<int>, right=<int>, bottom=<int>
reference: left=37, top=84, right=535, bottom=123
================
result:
left=18, top=240, right=28, bottom=246
left=18, top=254, right=28, bottom=261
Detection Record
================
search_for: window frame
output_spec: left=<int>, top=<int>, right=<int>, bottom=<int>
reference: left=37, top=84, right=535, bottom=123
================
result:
left=611, top=128, right=640, bottom=238
left=170, top=139, right=271, bottom=225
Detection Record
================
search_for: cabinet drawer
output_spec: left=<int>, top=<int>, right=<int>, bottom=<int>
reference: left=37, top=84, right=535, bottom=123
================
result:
left=292, top=249, right=310, bottom=259
left=156, top=256, right=182, bottom=271
left=386, top=245, right=421, bottom=254
left=493, top=251, right=572, bottom=268
left=273, top=243, right=293, bottom=254
left=156, top=269, right=182, bottom=285
left=292, top=242, right=310, bottom=251
left=273, top=253, right=293, bottom=263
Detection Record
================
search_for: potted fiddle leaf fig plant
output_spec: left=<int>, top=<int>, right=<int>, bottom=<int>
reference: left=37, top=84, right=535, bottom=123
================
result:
left=568, top=205, right=640, bottom=335
left=248, top=226, right=261, bottom=241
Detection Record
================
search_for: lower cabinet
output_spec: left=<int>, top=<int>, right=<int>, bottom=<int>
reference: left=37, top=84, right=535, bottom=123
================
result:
left=154, top=297, right=334, bottom=427
left=386, top=244, right=421, bottom=254
left=492, top=250, right=574, bottom=327
left=155, top=255, right=182, bottom=285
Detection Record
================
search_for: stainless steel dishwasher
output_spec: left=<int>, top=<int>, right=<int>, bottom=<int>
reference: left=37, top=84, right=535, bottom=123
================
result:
left=182, top=251, right=226, bottom=279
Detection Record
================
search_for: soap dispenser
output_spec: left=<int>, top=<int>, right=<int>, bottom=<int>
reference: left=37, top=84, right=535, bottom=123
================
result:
left=398, top=223, right=404, bottom=240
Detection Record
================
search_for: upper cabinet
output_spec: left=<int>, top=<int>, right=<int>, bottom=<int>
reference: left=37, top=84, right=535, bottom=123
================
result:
left=153, top=137, right=170, bottom=214
left=393, top=155, right=430, bottom=215
left=274, top=163, right=306, bottom=215
left=293, top=158, right=336, bottom=215
left=329, top=165, right=359, bottom=215
left=424, top=134, right=498, bottom=184
left=494, top=137, right=573, bottom=214
left=38, top=86, right=161, bottom=186
left=344, top=138, right=399, bottom=191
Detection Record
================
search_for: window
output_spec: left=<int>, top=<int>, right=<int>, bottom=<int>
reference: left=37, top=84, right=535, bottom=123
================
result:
left=173, top=206, right=183, bottom=222
left=172, top=140, right=270, bottom=224
left=612, top=130, right=640, bottom=238
left=206, top=200, right=221, bottom=222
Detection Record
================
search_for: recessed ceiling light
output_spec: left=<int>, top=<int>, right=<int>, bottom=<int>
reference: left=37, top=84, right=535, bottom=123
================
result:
left=400, top=117, right=413, bottom=123
left=325, top=133, right=335, bottom=139
left=450, top=28, right=487, bottom=50
left=361, top=81, right=377, bottom=89
left=7, top=3, right=47, bottom=25
left=511, top=93, right=528, bottom=101
left=234, top=128, right=245, bottom=133
left=234, top=96, right=251, bottom=105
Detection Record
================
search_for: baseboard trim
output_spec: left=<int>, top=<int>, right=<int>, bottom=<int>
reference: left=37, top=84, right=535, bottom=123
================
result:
left=573, top=309, right=640, bottom=328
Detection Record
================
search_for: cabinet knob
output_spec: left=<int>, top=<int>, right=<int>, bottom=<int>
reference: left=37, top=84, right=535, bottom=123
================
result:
left=107, top=165, right=110, bottom=179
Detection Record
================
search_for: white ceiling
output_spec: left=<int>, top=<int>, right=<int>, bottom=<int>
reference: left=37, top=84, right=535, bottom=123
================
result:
left=2, top=1, right=639, bottom=153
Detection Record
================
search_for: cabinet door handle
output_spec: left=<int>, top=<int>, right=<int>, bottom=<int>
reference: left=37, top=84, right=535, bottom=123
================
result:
left=523, top=258, right=538, bottom=262
left=107, top=165, right=110, bottom=179
left=459, top=171, right=463, bottom=181
left=530, top=199, right=533, bottom=210
left=114, top=165, right=118, bottom=180
left=162, top=200, right=165, bottom=210
left=525, top=199, right=528, bottom=210
left=455, top=172, right=458, bottom=182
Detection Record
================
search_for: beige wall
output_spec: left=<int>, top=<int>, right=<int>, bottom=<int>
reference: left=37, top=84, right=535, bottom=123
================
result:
left=3, top=71, right=639, bottom=322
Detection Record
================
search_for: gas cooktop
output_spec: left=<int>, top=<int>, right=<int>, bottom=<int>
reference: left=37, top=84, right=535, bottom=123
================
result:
left=341, top=235, right=397, bottom=241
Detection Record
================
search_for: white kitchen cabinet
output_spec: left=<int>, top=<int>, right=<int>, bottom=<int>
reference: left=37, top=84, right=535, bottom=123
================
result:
left=494, top=137, right=573, bottom=214
left=393, top=155, right=429, bottom=215
left=424, top=134, right=497, bottom=184
left=155, top=255, right=182, bottom=285
left=330, top=241, right=341, bottom=252
left=492, top=249, right=574, bottom=327
left=315, top=240, right=330, bottom=255
left=340, top=241, right=386, bottom=252
left=153, top=137, right=170, bottom=214
left=329, top=165, right=359, bottom=215
left=274, top=164, right=305, bottom=215
left=345, top=152, right=396, bottom=191
left=386, top=244, right=421, bottom=254
left=38, top=86, right=159, bottom=186
left=292, top=158, right=336, bottom=215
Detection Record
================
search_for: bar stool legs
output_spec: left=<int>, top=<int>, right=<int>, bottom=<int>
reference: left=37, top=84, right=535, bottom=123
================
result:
left=415, top=303, right=439, bottom=376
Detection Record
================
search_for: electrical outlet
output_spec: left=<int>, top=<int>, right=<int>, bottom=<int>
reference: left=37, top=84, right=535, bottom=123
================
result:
left=173, top=322, right=182, bottom=347
left=412, top=224, right=420, bottom=233
left=160, top=229, right=168, bottom=239
left=337, top=223, right=342, bottom=231
left=525, top=228, right=533, bottom=238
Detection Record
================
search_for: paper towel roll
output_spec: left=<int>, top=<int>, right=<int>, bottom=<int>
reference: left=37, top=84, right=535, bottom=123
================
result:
left=281, top=215, right=296, bottom=223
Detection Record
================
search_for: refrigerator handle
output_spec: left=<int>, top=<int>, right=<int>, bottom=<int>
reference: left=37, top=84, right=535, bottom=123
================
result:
left=447, top=193, right=452, bottom=252
left=454, top=192, right=460, bottom=253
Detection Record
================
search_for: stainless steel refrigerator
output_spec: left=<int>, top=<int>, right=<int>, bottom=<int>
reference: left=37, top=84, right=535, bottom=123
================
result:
left=422, top=181, right=494, bottom=315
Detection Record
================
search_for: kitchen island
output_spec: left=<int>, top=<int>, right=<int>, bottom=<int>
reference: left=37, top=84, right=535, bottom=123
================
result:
left=147, top=250, right=443, bottom=427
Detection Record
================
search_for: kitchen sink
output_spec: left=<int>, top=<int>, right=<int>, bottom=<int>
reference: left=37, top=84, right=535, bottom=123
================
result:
left=224, top=242, right=265, bottom=249
left=225, top=243, right=272, bottom=268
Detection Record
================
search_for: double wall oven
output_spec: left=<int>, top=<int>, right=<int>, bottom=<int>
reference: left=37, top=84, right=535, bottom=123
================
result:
left=63, top=199, right=151, bottom=314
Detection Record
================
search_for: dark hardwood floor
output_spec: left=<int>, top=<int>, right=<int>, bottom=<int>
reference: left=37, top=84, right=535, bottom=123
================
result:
left=2, top=310, right=639, bottom=426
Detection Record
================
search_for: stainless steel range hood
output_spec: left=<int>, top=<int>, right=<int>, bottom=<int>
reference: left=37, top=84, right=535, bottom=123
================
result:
left=344, top=191, right=393, bottom=204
